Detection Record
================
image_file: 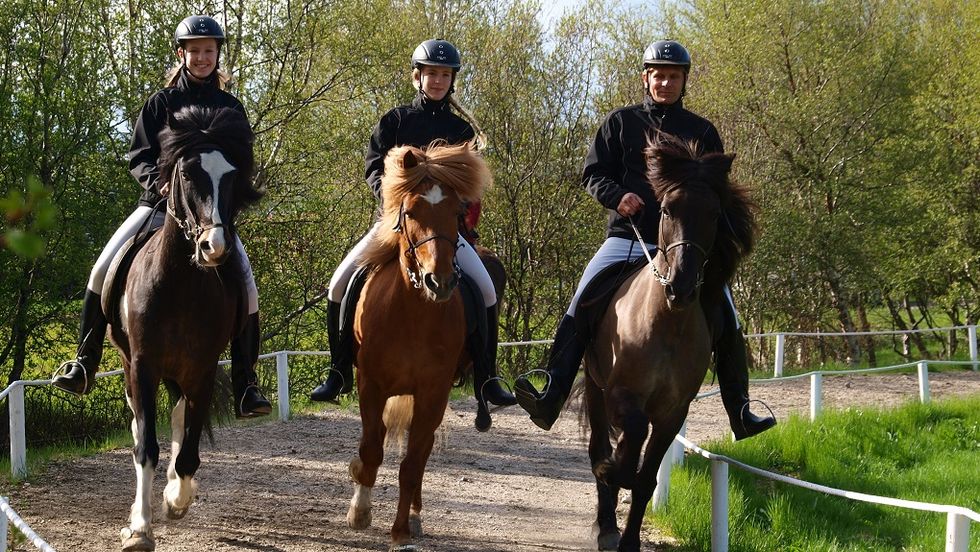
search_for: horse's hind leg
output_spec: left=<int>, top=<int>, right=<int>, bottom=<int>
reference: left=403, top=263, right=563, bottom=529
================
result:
left=619, top=413, right=686, bottom=552
left=163, top=380, right=211, bottom=520
left=121, top=360, right=160, bottom=551
left=586, top=377, right=620, bottom=551
left=347, top=381, right=386, bottom=530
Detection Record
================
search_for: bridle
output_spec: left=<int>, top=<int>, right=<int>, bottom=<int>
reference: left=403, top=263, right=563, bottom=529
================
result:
left=165, top=153, right=229, bottom=253
left=629, top=187, right=711, bottom=289
left=392, top=201, right=461, bottom=289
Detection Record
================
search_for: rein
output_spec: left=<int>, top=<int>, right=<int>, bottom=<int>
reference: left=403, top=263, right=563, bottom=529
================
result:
left=629, top=214, right=709, bottom=289
left=392, top=201, right=461, bottom=289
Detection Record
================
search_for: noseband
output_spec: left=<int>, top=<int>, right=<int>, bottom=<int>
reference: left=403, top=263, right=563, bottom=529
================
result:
left=392, top=201, right=461, bottom=289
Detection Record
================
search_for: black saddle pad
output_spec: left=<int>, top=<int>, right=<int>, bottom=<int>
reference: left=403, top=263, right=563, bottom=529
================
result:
left=573, top=258, right=647, bottom=341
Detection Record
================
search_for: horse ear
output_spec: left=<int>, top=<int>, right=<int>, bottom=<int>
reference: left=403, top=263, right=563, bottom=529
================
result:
left=165, top=110, right=178, bottom=129
left=401, top=148, right=421, bottom=169
left=719, top=153, right=735, bottom=174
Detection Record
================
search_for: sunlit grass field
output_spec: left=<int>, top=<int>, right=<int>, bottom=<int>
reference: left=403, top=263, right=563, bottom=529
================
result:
left=651, top=394, right=980, bottom=551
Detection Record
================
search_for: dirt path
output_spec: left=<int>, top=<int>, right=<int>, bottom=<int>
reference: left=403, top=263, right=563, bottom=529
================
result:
left=7, top=371, right=980, bottom=552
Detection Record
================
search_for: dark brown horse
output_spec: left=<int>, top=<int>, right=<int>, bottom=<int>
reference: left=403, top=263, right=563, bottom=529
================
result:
left=107, top=106, right=262, bottom=551
left=346, top=142, right=490, bottom=551
left=583, top=136, right=756, bottom=551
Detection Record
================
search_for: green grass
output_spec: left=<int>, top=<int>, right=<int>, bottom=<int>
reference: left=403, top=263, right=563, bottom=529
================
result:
left=651, top=394, right=980, bottom=551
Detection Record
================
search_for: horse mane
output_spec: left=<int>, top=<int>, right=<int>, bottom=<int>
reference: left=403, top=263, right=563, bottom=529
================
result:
left=645, top=134, right=757, bottom=288
left=359, top=141, right=490, bottom=268
left=157, top=105, right=264, bottom=211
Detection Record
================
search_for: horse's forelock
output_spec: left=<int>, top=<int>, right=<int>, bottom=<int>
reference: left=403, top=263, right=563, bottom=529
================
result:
left=158, top=106, right=262, bottom=210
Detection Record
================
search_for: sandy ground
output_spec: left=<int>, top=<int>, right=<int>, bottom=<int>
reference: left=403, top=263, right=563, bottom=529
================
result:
left=5, top=371, right=979, bottom=552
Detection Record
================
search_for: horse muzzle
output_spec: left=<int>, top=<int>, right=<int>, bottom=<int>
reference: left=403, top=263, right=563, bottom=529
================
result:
left=422, top=271, right=458, bottom=302
left=664, top=280, right=699, bottom=310
left=195, top=227, right=230, bottom=267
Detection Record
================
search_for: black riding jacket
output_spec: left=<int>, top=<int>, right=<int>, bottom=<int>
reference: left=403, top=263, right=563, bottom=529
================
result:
left=582, top=96, right=723, bottom=243
left=365, top=93, right=475, bottom=199
left=129, top=69, right=246, bottom=207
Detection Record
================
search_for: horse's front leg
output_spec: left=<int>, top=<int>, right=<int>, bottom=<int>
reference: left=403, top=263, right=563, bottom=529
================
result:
left=121, top=359, right=160, bottom=551
left=619, top=412, right=686, bottom=552
left=391, top=390, right=447, bottom=550
left=586, top=377, right=620, bottom=551
left=347, top=377, right=386, bottom=531
left=164, top=377, right=212, bottom=520
left=602, top=386, right=648, bottom=491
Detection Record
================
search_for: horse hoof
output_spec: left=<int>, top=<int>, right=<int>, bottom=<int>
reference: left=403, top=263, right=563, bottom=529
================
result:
left=120, top=528, right=155, bottom=551
left=408, top=512, right=423, bottom=538
left=165, top=504, right=188, bottom=520
left=475, top=411, right=491, bottom=432
left=389, top=544, right=420, bottom=552
left=597, top=530, right=620, bottom=550
left=346, top=507, right=372, bottom=530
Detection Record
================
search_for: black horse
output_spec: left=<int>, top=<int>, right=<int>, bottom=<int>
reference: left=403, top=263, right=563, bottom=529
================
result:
left=108, top=106, right=263, bottom=551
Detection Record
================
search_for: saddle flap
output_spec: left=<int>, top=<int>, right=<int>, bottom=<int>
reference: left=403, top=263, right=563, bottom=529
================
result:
left=101, top=229, right=158, bottom=322
left=574, top=258, right=647, bottom=341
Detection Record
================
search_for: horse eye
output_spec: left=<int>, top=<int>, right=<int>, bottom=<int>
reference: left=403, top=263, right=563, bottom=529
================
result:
left=404, top=211, right=414, bottom=220
left=661, top=208, right=672, bottom=219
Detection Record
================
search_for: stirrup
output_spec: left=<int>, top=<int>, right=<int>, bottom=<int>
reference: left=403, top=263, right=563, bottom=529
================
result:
left=237, top=383, right=272, bottom=418
left=51, top=360, right=92, bottom=396
left=477, top=377, right=516, bottom=413
left=514, top=369, right=553, bottom=398
left=732, top=399, right=776, bottom=441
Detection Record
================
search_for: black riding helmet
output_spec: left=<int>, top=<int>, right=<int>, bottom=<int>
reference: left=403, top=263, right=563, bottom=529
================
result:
left=174, top=15, right=225, bottom=52
left=642, top=40, right=691, bottom=71
left=411, top=39, right=462, bottom=70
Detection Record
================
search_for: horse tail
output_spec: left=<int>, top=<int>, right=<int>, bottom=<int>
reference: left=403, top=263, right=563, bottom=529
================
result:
left=383, top=395, right=415, bottom=451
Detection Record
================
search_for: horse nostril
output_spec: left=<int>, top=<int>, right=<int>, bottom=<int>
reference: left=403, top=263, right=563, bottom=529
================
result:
left=423, top=273, right=438, bottom=292
left=199, top=240, right=212, bottom=253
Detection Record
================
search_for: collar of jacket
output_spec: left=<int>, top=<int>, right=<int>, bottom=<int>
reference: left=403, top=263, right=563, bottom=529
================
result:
left=177, top=67, right=219, bottom=93
left=413, top=92, right=450, bottom=113
left=643, top=94, right=683, bottom=114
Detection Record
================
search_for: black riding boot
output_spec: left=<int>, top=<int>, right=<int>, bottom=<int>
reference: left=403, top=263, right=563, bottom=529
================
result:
left=231, top=312, right=272, bottom=418
left=716, top=303, right=775, bottom=440
left=514, top=315, right=586, bottom=430
left=473, top=305, right=516, bottom=407
left=310, top=300, right=354, bottom=402
left=52, top=290, right=107, bottom=395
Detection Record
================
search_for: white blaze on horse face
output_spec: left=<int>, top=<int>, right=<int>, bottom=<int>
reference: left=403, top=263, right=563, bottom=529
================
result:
left=421, top=184, right=447, bottom=205
left=199, top=150, right=235, bottom=259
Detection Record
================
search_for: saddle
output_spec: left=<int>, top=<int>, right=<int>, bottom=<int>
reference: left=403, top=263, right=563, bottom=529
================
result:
left=343, top=266, right=485, bottom=340
left=573, top=258, right=647, bottom=342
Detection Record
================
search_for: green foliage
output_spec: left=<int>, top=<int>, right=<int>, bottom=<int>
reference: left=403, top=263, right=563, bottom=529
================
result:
left=654, top=395, right=980, bottom=551
left=0, top=176, right=57, bottom=258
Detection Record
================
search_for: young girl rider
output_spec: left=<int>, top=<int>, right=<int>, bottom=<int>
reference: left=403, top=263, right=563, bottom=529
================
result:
left=309, top=39, right=516, bottom=411
left=52, top=15, right=272, bottom=418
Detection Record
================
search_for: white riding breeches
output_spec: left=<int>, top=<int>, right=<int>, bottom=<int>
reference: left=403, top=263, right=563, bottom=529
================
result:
left=328, top=223, right=497, bottom=308
left=86, top=206, right=259, bottom=314
left=566, top=236, right=737, bottom=323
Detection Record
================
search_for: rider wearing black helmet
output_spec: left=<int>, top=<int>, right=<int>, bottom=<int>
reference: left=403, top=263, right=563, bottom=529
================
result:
left=310, top=39, right=516, bottom=422
left=52, top=15, right=272, bottom=418
left=514, top=39, right=776, bottom=440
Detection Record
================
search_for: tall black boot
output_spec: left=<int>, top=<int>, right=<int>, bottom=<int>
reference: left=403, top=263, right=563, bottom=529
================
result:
left=514, top=315, right=586, bottom=430
left=52, top=290, right=107, bottom=395
left=231, top=312, right=272, bottom=418
left=310, top=300, right=354, bottom=402
left=473, top=305, right=516, bottom=407
left=716, top=302, right=775, bottom=440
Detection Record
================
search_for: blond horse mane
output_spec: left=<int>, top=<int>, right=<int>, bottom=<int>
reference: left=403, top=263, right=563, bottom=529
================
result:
left=359, top=141, right=491, bottom=268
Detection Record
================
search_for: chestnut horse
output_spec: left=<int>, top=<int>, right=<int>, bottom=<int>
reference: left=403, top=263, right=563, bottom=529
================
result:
left=346, top=142, right=490, bottom=551
left=583, top=136, right=756, bottom=551
left=108, top=106, right=262, bottom=551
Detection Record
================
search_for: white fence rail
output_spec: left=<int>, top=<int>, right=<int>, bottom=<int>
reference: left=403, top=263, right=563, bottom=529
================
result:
left=662, top=435, right=979, bottom=552
left=0, top=497, right=57, bottom=552
left=2, top=328, right=978, bottom=551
